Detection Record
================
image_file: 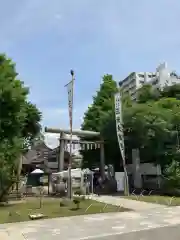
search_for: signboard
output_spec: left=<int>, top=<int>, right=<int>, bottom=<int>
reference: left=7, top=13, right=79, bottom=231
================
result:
left=63, top=141, right=101, bottom=151
left=115, top=172, right=124, bottom=191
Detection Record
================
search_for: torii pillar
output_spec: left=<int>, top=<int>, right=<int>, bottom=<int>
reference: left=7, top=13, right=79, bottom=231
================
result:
left=58, top=132, right=65, bottom=172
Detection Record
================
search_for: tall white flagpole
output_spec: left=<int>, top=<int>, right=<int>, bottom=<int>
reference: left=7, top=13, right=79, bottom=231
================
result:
left=65, top=70, right=74, bottom=199
left=114, top=91, right=129, bottom=196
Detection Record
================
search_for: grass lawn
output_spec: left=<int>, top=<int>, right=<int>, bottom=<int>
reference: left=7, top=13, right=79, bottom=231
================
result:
left=124, top=195, right=180, bottom=206
left=0, top=197, right=130, bottom=224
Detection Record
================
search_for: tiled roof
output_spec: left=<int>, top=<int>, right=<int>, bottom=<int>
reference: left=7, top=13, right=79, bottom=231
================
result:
left=23, top=141, right=70, bottom=166
left=23, top=141, right=50, bottom=165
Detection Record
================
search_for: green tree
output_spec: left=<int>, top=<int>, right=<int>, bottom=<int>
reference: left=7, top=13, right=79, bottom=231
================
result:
left=81, top=74, right=180, bottom=187
left=137, top=83, right=180, bottom=103
left=100, top=93, right=134, bottom=171
left=136, top=84, right=161, bottom=103
left=126, top=99, right=180, bottom=166
left=22, top=101, right=42, bottom=151
left=0, top=54, right=41, bottom=201
left=161, top=84, right=180, bottom=99
left=81, top=74, right=118, bottom=168
left=163, top=161, right=180, bottom=190
left=101, top=96, right=180, bottom=171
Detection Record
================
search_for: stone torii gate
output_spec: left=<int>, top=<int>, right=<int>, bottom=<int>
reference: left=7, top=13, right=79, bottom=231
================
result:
left=45, top=127, right=105, bottom=178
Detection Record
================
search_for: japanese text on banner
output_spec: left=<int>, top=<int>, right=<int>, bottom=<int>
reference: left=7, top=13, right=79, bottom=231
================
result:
left=67, top=81, right=73, bottom=128
left=114, top=92, right=125, bottom=160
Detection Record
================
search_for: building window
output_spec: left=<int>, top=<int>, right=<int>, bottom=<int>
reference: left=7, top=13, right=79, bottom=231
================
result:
left=129, top=84, right=136, bottom=91
left=139, top=79, right=144, bottom=84
left=138, top=74, right=144, bottom=78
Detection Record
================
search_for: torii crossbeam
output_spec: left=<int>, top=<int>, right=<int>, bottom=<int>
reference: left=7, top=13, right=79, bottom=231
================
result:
left=45, top=127, right=105, bottom=177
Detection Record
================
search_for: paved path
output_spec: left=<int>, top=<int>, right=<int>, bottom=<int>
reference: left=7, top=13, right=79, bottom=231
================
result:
left=1, top=206, right=180, bottom=239
left=89, top=195, right=165, bottom=211
left=94, top=224, right=180, bottom=240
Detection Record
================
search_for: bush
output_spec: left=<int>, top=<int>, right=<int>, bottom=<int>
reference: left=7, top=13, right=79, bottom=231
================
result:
left=164, top=161, right=180, bottom=189
left=59, top=198, right=69, bottom=207
left=74, top=187, right=86, bottom=196
left=59, top=201, right=66, bottom=207
left=80, top=195, right=85, bottom=201
left=73, top=196, right=81, bottom=209
left=74, top=189, right=83, bottom=196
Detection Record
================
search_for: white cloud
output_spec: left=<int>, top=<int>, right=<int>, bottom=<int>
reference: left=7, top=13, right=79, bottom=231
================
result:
left=41, top=101, right=91, bottom=130
left=44, top=132, right=79, bottom=151
left=42, top=108, right=68, bottom=119
left=44, top=133, right=59, bottom=149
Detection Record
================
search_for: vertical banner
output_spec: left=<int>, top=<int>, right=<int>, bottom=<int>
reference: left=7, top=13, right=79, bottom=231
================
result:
left=65, top=71, right=74, bottom=199
left=114, top=92, right=125, bottom=159
left=114, top=92, right=129, bottom=195
left=66, top=80, right=73, bottom=131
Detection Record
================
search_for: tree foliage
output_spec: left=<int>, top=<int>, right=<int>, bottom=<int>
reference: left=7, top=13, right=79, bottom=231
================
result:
left=22, top=101, right=42, bottom=150
left=163, top=161, right=180, bottom=189
left=81, top=74, right=118, bottom=168
left=81, top=72, right=180, bottom=179
left=0, top=54, right=41, bottom=200
left=136, top=84, right=160, bottom=103
left=82, top=74, right=117, bottom=132
left=123, top=98, right=180, bottom=168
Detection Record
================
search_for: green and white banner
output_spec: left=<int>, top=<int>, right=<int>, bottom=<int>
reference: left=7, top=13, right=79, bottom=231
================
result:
left=114, top=92, right=125, bottom=160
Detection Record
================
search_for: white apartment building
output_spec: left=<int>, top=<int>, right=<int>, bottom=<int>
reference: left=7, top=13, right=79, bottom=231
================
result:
left=119, top=62, right=180, bottom=100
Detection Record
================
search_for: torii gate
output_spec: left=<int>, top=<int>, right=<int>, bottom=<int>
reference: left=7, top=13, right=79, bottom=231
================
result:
left=45, top=127, right=105, bottom=178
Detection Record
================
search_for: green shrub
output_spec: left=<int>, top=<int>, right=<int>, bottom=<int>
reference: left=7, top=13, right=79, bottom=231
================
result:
left=81, top=195, right=85, bottom=201
left=73, top=196, right=81, bottom=209
left=164, top=161, right=180, bottom=189
left=74, top=188, right=86, bottom=196
left=59, top=198, right=69, bottom=207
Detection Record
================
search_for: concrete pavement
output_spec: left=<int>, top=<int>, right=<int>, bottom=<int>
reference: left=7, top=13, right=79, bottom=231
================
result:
left=91, top=224, right=180, bottom=240
left=1, top=205, right=180, bottom=239
left=88, top=195, right=165, bottom=211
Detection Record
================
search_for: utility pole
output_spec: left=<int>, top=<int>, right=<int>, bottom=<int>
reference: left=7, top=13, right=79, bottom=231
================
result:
left=65, top=70, right=74, bottom=199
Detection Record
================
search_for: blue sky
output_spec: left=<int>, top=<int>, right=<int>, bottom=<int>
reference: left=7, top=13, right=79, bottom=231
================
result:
left=0, top=0, right=180, bottom=147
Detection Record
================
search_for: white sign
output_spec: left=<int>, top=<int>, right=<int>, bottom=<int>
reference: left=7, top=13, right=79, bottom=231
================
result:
left=115, top=172, right=125, bottom=191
